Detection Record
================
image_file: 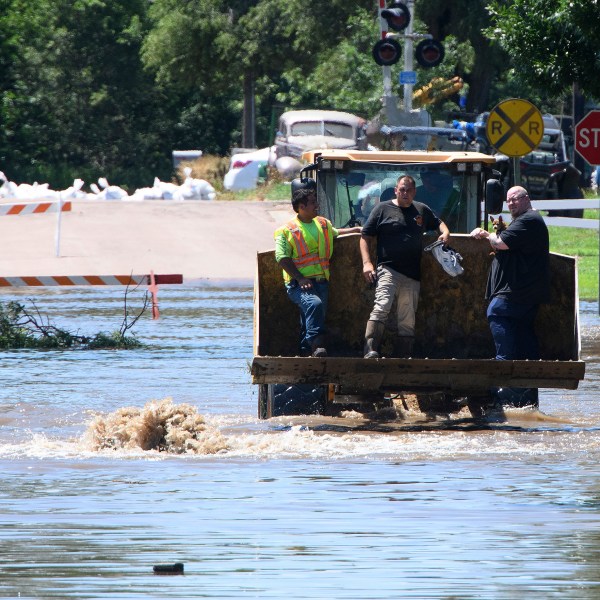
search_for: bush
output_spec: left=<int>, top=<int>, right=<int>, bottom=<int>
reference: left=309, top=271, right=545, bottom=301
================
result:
left=176, top=154, right=230, bottom=191
left=0, top=299, right=145, bottom=350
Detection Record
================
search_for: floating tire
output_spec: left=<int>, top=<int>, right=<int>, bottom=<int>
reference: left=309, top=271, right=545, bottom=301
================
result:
left=258, top=383, right=326, bottom=419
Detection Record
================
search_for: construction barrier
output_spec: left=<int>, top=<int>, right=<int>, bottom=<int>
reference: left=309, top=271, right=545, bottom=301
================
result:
left=0, top=200, right=72, bottom=216
left=0, top=272, right=183, bottom=319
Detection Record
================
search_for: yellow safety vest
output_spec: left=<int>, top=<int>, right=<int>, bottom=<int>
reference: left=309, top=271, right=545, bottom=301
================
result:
left=276, top=216, right=334, bottom=283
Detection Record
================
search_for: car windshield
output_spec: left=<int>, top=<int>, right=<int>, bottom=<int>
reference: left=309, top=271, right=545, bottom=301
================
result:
left=316, top=162, right=480, bottom=234
left=290, top=121, right=354, bottom=139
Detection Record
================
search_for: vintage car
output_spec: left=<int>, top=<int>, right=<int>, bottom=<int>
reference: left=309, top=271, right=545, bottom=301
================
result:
left=274, top=110, right=368, bottom=162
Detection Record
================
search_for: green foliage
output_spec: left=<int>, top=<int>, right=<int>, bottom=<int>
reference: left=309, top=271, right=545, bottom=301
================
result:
left=0, top=0, right=599, bottom=190
left=415, top=1, right=510, bottom=114
left=86, top=331, right=144, bottom=349
left=0, top=0, right=183, bottom=189
left=0, top=300, right=143, bottom=350
left=277, top=10, right=381, bottom=116
left=143, top=0, right=235, bottom=92
left=487, top=0, right=600, bottom=100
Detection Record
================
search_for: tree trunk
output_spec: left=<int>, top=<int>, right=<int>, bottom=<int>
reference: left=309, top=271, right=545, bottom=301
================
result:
left=242, top=71, right=255, bottom=148
left=572, top=82, right=586, bottom=186
left=463, top=37, right=496, bottom=115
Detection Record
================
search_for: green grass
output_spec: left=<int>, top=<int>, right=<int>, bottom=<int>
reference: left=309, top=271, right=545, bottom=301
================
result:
left=548, top=224, right=599, bottom=301
left=217, top=181, right=291, bottom=202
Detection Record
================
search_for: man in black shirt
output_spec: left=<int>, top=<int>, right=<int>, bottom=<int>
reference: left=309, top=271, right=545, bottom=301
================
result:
left=360, top=175, right=450, bottom=358
left=470, top=185, right=550, bottom=407
left=470, top=185, right=549, bottom=360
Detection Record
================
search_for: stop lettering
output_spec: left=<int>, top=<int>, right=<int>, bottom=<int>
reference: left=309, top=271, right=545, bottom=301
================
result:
left=575, top=110, right=600, bottom=165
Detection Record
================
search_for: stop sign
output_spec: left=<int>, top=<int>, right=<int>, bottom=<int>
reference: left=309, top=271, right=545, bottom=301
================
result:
left=575, top=109, right=600, bottom=165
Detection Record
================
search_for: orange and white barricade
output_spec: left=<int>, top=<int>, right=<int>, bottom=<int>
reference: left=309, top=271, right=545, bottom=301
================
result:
left=0, top=272, right=183, bottom=319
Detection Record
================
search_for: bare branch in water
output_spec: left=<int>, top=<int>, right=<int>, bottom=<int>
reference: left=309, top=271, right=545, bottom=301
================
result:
left=0, top=287, right=147, bottom=349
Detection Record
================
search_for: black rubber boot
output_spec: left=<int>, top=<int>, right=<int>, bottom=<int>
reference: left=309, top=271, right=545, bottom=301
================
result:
left=395, top=335, right=415, bottom=358
left=364, top=320, right=385, bottom=358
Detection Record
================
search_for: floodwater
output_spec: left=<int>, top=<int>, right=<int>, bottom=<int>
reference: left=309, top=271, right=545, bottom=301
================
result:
left=0, top=283, right=599, bottom=599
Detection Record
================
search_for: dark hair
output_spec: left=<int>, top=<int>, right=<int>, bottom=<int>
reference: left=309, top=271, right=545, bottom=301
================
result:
left=396, top=174, right=416, bottom=188
left=292, top=187, right=316, bottom=212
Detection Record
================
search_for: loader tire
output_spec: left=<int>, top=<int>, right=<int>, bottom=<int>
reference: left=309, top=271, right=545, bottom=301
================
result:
left=258, top=383, right=325, bottom=419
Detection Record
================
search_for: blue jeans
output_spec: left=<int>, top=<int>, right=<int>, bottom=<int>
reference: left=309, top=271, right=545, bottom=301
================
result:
left=286, top=280, right=329, bottom=354
left=487, top=296, right=540, bottom=360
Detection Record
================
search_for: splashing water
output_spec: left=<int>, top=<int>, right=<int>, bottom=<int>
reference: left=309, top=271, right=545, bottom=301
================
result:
left=85, top=397, right=229, bottom=454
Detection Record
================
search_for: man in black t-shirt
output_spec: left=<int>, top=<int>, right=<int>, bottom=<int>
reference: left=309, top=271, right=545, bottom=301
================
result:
left=470, top=185, right=549, bottom=360
left=360, top=175, right=450, bottom=358
left=470, top=186, right=550, bottom=407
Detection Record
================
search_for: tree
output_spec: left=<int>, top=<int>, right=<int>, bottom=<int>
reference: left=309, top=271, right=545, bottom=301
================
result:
left=143, top=0, right=378, bottom=148
left=487, top=0, right=600, bottom=100
left=272, top=9, right=382, bottom=117
left=142, top=0, right=268, bottom=148
left=0, top=0, right=179, bottom=189
left=416, top=0, right=509, bottom=114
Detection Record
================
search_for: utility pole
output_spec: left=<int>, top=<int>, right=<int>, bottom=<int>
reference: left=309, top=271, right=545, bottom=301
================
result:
left=376, top=0, right=443, bottom=125
left=402, top=0, right=414, bottom=114
left=377, top=0, right=398, bottom=125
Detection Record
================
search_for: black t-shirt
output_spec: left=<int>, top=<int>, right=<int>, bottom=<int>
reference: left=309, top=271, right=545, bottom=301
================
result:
left=362, top=200, right=441, bottom=281
left=486, top=209, right=550, bottom=304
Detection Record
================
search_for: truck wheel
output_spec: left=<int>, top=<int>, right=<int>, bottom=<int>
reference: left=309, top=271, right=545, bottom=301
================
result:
left=466, top=393, right=501, bottom=419
left=549, top=185, right=584, bottom=218
left=555, top=202, right=584, bottom=218
left=494, top=387, right=539, bottom=409
left=466, top=388, right=539, bottom=419
left=258, top=383, right=326, bottom=419
left=548, top=206, right=584, bottom=218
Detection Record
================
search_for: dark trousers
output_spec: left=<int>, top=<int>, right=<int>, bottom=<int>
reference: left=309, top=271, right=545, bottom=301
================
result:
left=286, top=280, right=329, bottom=353
left=487, top=296, right=540, bottom=360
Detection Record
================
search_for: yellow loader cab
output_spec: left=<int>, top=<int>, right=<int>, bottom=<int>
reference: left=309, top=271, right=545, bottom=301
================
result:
left=251, top=149, right=584, bottom=420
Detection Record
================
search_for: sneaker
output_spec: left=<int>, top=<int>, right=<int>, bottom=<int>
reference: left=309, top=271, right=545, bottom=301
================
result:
left=424, top=240, right=464, bottom=277
left=364, top=350, right=380, bottom=359
left=312, top=347, right=327, bottom=358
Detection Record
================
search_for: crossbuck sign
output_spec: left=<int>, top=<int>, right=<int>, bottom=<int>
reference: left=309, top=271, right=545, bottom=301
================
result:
left=486, top=99, right=544, bottom=157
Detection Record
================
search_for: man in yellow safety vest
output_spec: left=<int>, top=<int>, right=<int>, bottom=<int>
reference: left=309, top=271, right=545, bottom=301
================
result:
left=275, top=180, right=361, bottom=357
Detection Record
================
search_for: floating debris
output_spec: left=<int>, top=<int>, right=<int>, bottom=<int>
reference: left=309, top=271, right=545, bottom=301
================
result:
left=153, top=563, right=184, bottom=575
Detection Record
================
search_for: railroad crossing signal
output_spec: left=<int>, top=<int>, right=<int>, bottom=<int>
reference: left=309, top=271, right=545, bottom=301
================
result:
left=373, top=2, right=443, bottom=69
left=575, top=109, right=600, bottom=165
left=415, top=39, right=445, bottom=68
left=381, top=2, right=411, bottom=32
left=486, top=99, right=544, bottom=157
left=372, top=38, right=402, bottom=66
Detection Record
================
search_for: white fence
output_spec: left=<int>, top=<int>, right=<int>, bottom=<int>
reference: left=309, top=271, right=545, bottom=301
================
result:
left=484, top=198, right=599, bottom=229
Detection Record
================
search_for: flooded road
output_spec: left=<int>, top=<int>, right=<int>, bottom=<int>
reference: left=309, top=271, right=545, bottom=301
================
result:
left=0, top=284, right=599, bottom=598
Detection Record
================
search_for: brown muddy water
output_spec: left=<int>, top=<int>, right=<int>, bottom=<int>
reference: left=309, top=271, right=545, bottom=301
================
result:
left=0, top=284, right=599, bottom=599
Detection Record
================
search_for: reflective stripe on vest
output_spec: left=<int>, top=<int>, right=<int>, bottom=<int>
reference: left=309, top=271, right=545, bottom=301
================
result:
left=284, top=216, right=333, bottom=279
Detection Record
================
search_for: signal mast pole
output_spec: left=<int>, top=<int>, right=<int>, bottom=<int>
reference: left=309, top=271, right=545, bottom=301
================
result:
left=378, top=0, right=396, bottom=123
left=402, top=0, right=414, bottom=113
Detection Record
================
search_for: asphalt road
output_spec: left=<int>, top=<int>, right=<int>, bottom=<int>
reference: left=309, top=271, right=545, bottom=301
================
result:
left=0, top=200, right=295, bottom=282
